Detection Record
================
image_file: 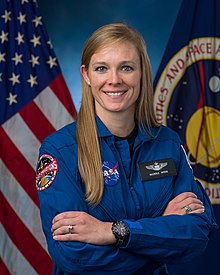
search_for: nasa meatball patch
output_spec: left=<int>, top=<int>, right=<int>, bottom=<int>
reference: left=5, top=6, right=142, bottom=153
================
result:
left=36, top=154, right=58, bottom=191
left=102, top=161, right=120, bottom=186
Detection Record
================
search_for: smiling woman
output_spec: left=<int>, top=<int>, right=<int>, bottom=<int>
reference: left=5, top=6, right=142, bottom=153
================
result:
left=36, top=22, right=217, bottom=274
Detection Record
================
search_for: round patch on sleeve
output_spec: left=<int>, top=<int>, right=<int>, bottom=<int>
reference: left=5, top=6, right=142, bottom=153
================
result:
left=36, top=154, right=58, bottom=191
left=102, top=161, right=120, bottom=186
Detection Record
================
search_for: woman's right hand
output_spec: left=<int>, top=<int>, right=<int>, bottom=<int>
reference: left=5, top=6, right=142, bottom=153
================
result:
left=162, top=192, right=205, bottom=216
left=51, top=211, right=116, bottom=245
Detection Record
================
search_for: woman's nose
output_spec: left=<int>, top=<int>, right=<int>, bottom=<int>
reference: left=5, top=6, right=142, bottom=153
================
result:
left=107, top=70, right=122, bottom=85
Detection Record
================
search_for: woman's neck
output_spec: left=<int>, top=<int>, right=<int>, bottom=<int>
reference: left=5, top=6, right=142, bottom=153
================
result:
left=97, top=112, right=136, bottom=137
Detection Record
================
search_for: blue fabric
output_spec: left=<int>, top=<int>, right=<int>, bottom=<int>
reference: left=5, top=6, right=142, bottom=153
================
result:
left=37, top=116, right=218, bottom=274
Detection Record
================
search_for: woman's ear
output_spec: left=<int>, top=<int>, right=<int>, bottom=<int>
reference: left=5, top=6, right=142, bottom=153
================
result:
left=80, top=65, right=91, bottom=86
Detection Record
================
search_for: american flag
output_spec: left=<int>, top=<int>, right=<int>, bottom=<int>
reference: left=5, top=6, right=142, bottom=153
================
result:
left=0, top=0, right=77, bottom=274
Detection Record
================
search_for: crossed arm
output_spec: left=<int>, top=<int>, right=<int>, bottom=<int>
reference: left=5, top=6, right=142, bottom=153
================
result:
left=51, top=191, right=204, bottom=245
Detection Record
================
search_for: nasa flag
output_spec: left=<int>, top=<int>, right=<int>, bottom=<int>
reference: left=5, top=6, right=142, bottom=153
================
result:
left=154, top=0, right=220, bottom=274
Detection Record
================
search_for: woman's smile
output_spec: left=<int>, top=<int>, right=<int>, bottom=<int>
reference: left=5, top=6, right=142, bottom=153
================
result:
left=104, top=90, right=127, bottom=97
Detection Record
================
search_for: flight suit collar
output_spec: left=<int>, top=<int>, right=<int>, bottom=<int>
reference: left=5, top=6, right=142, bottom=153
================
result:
left=95, top=115, right=161, bottom=143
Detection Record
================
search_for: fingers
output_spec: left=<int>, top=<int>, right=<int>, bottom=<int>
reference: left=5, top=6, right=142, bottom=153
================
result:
left=53, top=211, right=80, bottom=223
left=52, top=224, right=80, bottom=242
left=51, top=211, right=92, bottom=241
left=182, top=202, right=205, bottom=215
left=181, top=197, right=203, bottom=208
left=52, top=224, right=75, bottom=236
left=52, top=220, right=75, bottom=236
left=173, top=192, right=198, bottom=203
left=51, top=211, right=114, bottom=245
left=180, top=194, right=205, bottom=215
left=173, top=192, right=205, bottom=214
left=163, top=192, right=205, bottom=216
left=53, top=233, right=77, bottom=241
left=52, top=217, right=74, bottom=232
left=52, top=211, right=84, bottom=231
left=189, top=208, right=205, bottom=214
left=51, top=211, right=81, bottom=237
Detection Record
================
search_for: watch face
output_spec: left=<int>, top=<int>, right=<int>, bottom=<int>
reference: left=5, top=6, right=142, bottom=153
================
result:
left=113, top=221, right=129, bottom=237
left=117, top=224, right=127, bottom=236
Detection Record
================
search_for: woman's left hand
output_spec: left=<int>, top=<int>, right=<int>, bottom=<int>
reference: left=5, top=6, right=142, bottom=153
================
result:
left=162, top=192, right=205, bottom=216
left=51, top=211, right=116, bottom=245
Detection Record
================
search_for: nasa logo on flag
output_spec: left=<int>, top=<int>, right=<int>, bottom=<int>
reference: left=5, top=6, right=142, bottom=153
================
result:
left=36, top=154, right=59, bottom=191
left=102, top=161, right=120, bottom=186
left=154, top=37, right=220, bottom=204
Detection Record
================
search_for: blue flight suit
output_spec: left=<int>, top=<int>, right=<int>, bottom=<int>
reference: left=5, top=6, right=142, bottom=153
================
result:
left=36, top=116, right=218, bottom=274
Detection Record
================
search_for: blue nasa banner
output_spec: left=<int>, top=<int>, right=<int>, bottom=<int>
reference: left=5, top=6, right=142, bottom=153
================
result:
left=153, top=0, right=220, bottom=274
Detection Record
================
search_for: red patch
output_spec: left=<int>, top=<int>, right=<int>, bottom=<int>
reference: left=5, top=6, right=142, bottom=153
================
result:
left=36, top=154, right=58, bottom=191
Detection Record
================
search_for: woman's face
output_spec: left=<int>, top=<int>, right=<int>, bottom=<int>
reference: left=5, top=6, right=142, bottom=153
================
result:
left=81, top=41, right=141, bottom=119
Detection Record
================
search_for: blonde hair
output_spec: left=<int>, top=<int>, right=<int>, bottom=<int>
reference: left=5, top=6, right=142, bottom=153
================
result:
left=76, top=22, right=159, bottom=205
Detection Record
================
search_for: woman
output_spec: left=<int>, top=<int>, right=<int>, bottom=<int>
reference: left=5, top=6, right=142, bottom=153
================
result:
left=36, top=23, right=217, bottom=274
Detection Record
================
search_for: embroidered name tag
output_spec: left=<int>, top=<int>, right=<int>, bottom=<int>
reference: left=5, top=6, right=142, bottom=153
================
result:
left=138, top=158, right=177, bottom=181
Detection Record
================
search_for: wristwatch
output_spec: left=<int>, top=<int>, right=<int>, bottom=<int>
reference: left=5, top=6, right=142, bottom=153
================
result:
left=112, top=221, right=130, bottom=246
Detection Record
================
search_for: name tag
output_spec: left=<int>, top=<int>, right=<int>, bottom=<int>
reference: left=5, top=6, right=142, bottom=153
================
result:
left=138, top=158, right=177, bottom=181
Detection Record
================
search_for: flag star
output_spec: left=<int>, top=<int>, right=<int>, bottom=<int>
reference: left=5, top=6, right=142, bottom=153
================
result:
left=27, top=74, right=38, bottom=87
left=0, top=73, right=2, bottom=81
left=17, top=12, right=26, bottom=24
left=30, top=34, right=41, bottom=47
left=15, top=32, right=24, bottom=45
left=0, top=52, right=6, bottom=62
left=1, top=10, right=11, bottom=23
left=29, top=54, right=40, bottom=67
left=0, top=31, right=8, bottom=43
left=47, top=56, right=57, bottom=68
left=47, top=40, right=53, bottom=49
left=32, top=16, right=42, bottom=27
left=6, top=92, right=18, bottom=105
left=9, top=73, right=20, bottom=85
left=21, top=0, right=29, bottom=4
left=12, top=52, right=23, bottom=65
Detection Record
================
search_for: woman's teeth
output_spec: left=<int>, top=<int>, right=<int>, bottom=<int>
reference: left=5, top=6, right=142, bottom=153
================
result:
left=106, top=92, right=124, bottom=96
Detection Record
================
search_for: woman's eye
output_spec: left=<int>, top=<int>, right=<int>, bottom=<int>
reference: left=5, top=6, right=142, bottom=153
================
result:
left=95, top=66, right=107, bottom=72
left=121, top=65, right=133, bottom=72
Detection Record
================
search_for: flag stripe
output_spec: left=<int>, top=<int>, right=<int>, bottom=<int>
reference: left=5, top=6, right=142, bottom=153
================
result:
left=2, top=114, right=41, bottom=170
left=0, top=224, right=37, bottom=275
left=19, top=101, right=56, bottom=143
left=50, top=74, right=77, bottom=118
left=0, top=127, right=39, bottom=205
left=34, top=85, right=74, bottom=131
left=0, top=258, right=10, bottom=275
left=1, top=193, right=53, bottom=274
left=0, top=159, right=48, bottom=251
